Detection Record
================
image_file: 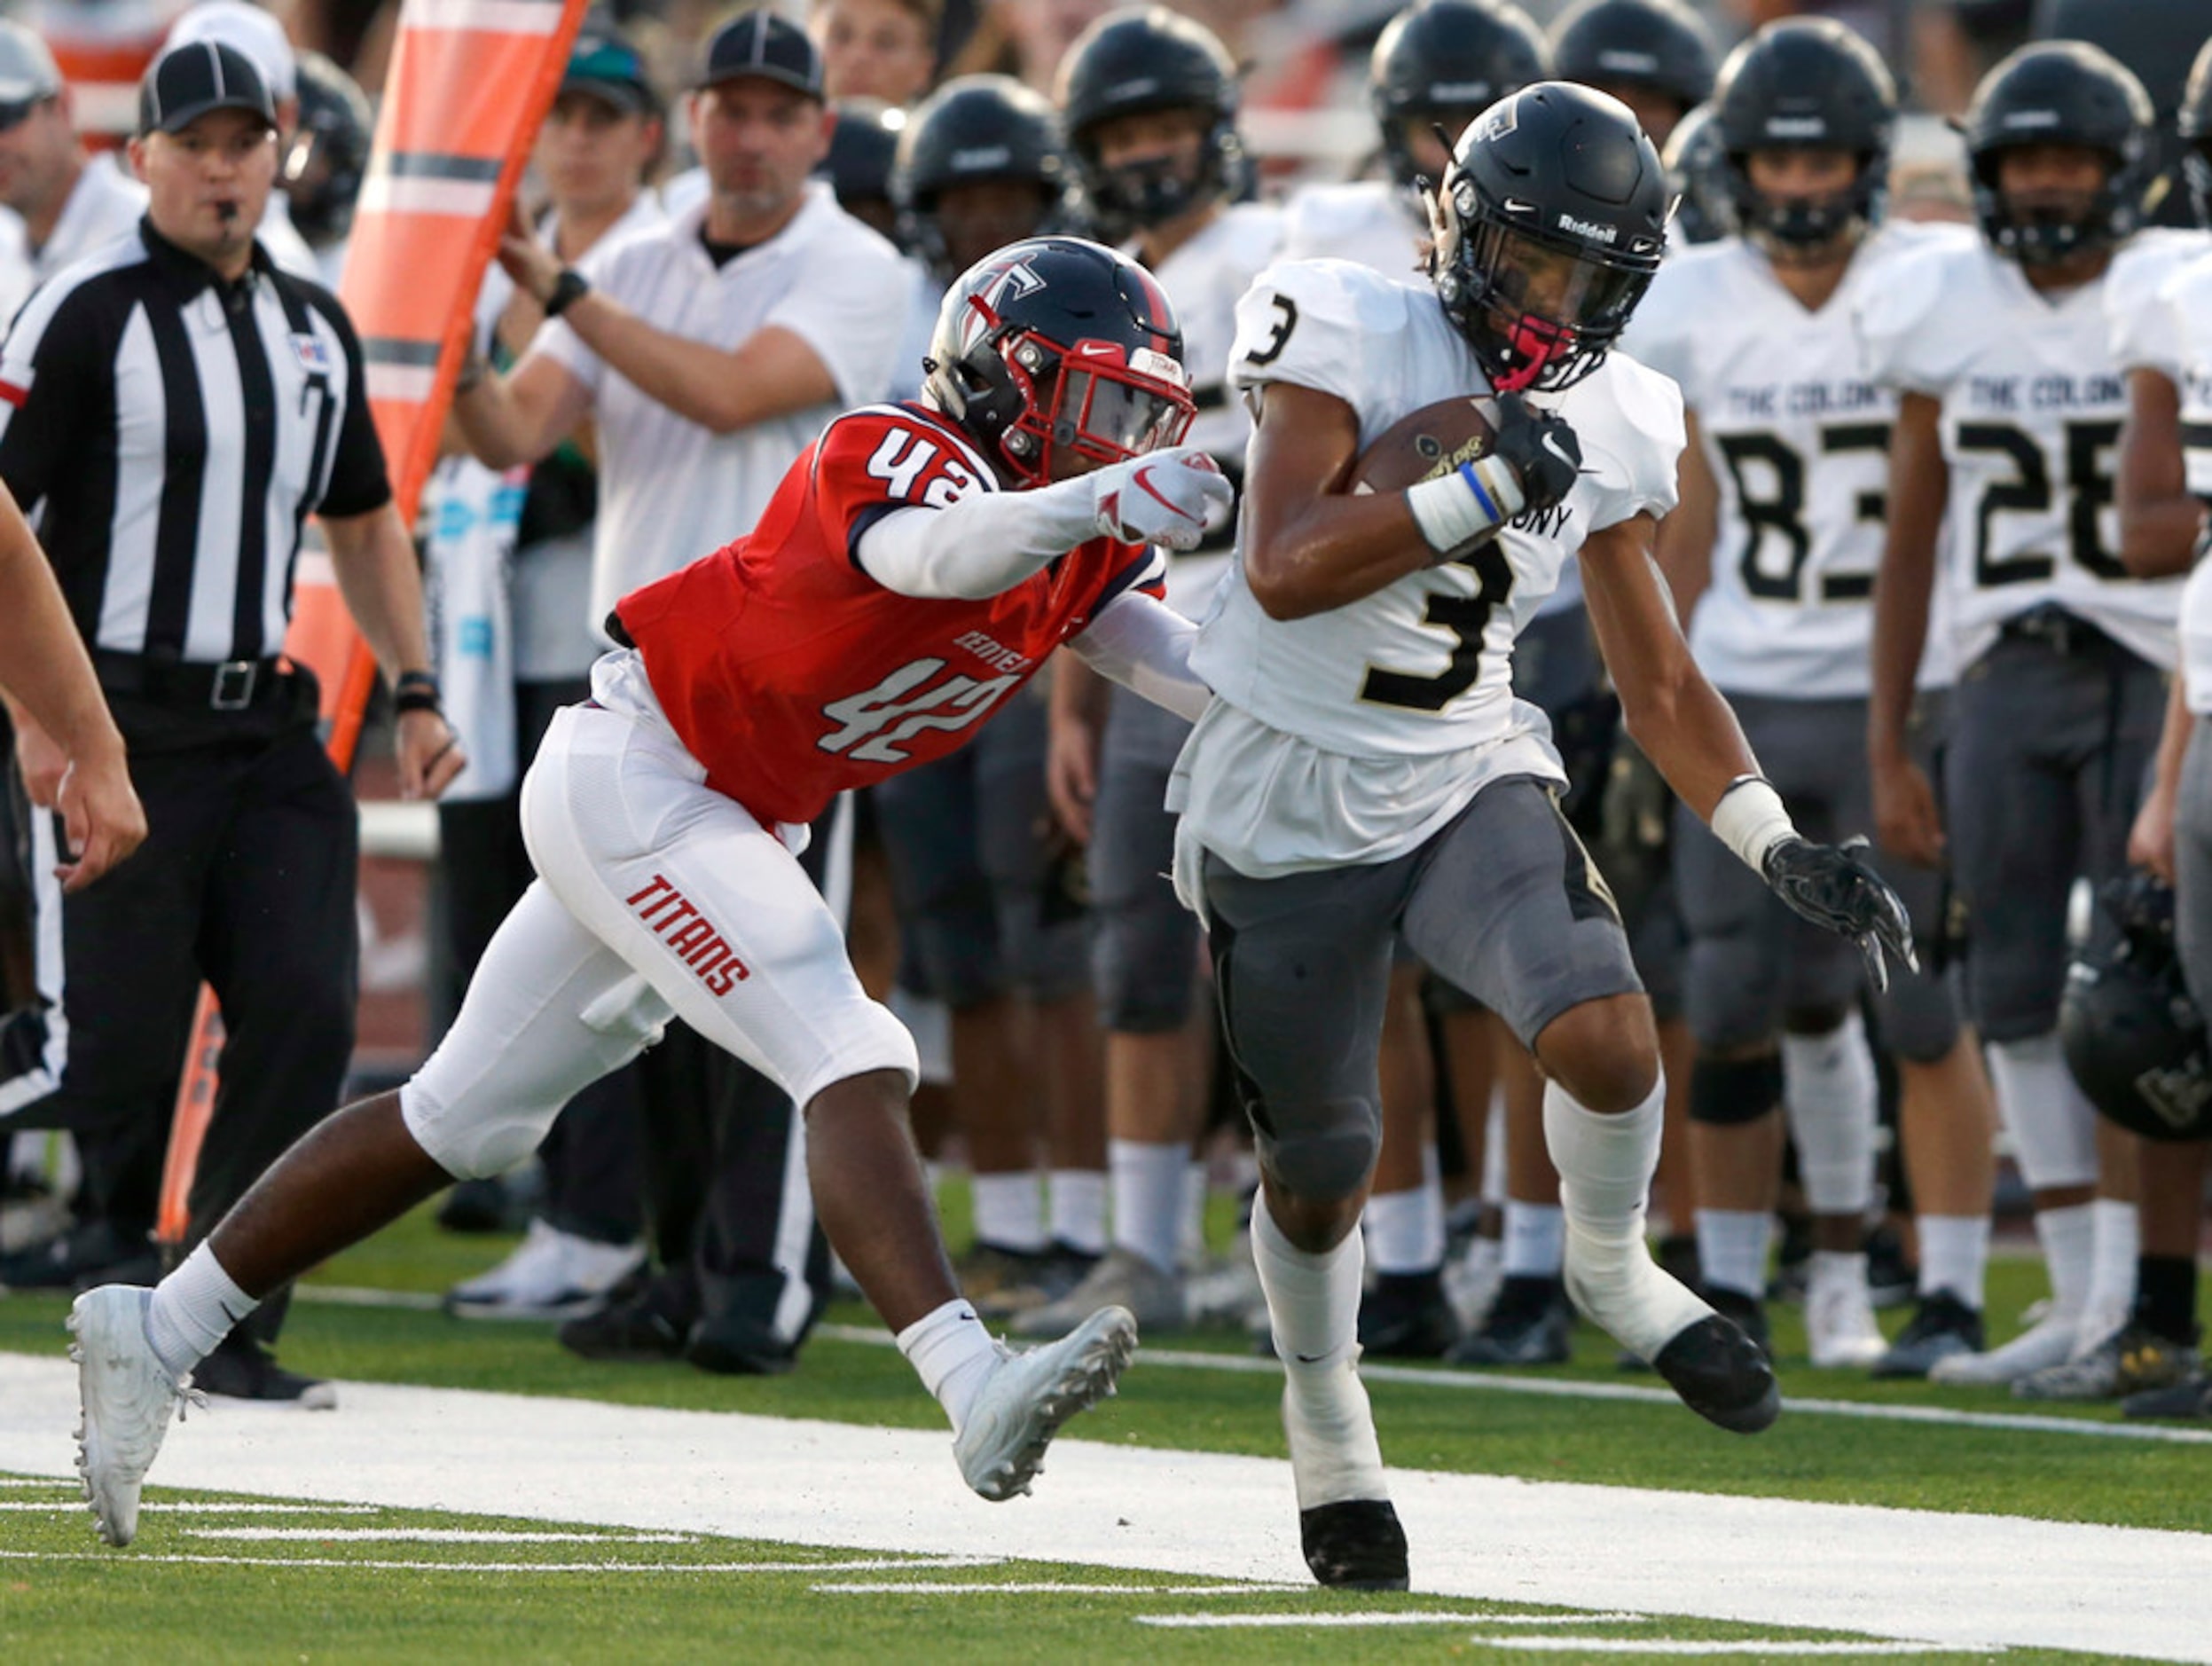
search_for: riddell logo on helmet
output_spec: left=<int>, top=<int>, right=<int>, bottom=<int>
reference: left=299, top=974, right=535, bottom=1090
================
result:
left=1557, top=213, right=1619, bottom=243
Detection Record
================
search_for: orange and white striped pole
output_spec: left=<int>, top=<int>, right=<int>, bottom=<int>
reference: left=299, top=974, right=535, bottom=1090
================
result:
left=154, top=0, right=592, bottom=1253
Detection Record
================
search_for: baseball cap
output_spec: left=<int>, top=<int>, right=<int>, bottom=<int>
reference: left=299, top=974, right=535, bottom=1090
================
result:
left=0, top=20, right=64, bottom=115
left=696, top=10, right=823, bottom=99
left=166, top=2, right=297, bottom=106
left=561, top=21, right=658, bottom=115
left=138, top=39, right=278, bottom=137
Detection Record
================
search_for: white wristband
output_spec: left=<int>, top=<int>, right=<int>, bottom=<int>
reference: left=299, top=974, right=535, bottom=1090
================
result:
left=1710, top=775, right=1798, bottom=873
left=1405, top=457, right=1526, bottom=556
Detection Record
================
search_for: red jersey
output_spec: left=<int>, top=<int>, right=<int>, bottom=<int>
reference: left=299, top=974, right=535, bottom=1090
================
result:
left=614, top=403, right=1163, bottom=828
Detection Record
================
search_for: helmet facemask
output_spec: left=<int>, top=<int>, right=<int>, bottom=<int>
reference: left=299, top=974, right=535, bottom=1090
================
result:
left=1976, top=144, right=2134, bottom=267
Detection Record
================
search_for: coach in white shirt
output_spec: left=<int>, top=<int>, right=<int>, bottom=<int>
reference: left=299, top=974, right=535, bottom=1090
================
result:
left=0, top=20, right=147, bottom=305
left=454, top=9, right=911, bottom=626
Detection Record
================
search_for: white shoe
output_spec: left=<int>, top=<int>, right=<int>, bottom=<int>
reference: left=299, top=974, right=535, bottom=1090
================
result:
left=953, top=1304, right=1137, bottom=1501
left=1805, top=1269, right=1888, bottom=1369
left=1928, top=1309, right=2080, bottom=1385
left=1186, top=1231, right=1266, bottom=1327
left=1442, top=1235, right=1504, bottom=1331
left=69, top=1285, right=197, bottom=1546
left=1012, top=1247, right=1183, bottom=1338
left=444, top=1219, right=645, bottom=1320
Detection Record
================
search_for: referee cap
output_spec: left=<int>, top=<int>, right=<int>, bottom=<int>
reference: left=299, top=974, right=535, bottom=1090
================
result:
left=697, top=9, right=823, bottom=99
left=139, top=39, right=278, bottom=137
left=0, top=20, right=64, bottom=110
left=167, top=2, right=299, bottom=106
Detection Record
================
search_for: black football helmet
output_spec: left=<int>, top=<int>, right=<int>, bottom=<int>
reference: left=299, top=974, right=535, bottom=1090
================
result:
left=2179, top=36, right=2212, bottom=231
left=283, top=50, right=373, bottom=250
left=1961, top=42, right=2153, bottom=266
left=1709, top=19, right=1894, bottom=253
left=1057, top=6, right=1242, bottom=240
left=1662, top=101, right=1732, bottom=243
left=819, top=99, right=905, bottom=244
left=1549, top=0, right=1716, bottom=114
left=922, top=235, right=1196, bottom=488
left=1369, top=0, right=1550, bottom=193
left=895, top=75, right=1073, bottom=282
left=2060, top=876, right=2212, bottom=1143
left=1427, top=81, right=1667, bottom=393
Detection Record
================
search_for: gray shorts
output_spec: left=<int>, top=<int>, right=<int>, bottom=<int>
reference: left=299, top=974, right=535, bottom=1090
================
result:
left=1088, top=684, right=1202, bottom=1033
left=869, top=688, right=1086, bottom=1008
left=1946, top=629, right=2165, bottom=1041
left=1676, top=692, right=1960, bottom=1060
left=1203, top=775, right=1643, bottom=1137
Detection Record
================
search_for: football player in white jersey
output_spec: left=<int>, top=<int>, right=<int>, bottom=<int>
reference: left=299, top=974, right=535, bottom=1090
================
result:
left=1023, top=7, right=1282, bottom=1340
left=2091, top=35, right=2212, bottom=1418
left=1626, top=18, right=1996, bottom=1376
left=1864, top=42, right=2183, bottom=1393
left=1171, top=83, right=1911, bottom=1588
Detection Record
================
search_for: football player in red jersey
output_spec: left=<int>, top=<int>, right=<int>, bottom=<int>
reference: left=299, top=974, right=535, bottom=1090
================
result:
left=67, top=237, right=1234, bottom=1545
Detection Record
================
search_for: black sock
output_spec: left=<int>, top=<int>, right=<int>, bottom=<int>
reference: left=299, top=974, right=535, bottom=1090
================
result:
left=2135, top=1255, right=2200, bottom=1347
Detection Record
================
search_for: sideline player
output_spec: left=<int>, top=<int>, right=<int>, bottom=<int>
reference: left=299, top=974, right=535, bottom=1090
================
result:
left=1625, top=17, right=1994, bottom=1372
left=1170, top=83, right=1910, bottom=1587
left=1863, top=42, right=2181, bottom=1390
left=68, top=237, right=1234, bottom=1547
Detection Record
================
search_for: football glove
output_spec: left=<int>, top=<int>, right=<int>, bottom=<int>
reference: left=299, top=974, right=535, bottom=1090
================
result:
left=1762, top=835, right=1918, bottom=993
left=1488, top=393, right=1582, bottom=516
left=1090, top=446, right=1234, bottom=553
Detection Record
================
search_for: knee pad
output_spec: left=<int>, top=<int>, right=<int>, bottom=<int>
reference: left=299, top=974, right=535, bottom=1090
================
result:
left=401, top=1078, right=555, bottom=1182
left=1875, top=971, right=1962, bottom=1065
left=1690, top=1051, right=1784, bottom=1128
left=1253, top=1097, right=1379, bottom=1203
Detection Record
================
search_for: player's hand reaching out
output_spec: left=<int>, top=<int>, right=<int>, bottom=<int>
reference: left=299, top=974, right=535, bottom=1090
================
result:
left=1763, top=836, right=1918, bottom=992
left=1088, top=446, right=1234, bottom=552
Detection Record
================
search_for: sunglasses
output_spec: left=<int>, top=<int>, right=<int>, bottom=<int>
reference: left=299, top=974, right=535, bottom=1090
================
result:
left=0, top=95, right=53, bottom=133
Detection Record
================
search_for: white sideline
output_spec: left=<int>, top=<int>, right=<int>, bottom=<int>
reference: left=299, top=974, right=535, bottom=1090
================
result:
left=3, top=1351, right=2208, bottom=1662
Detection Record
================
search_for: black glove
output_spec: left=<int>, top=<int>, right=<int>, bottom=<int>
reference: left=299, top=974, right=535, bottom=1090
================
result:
left=1489, top=392, right=1582, bottom=516
left=1761, top=835, right=1918, bottom=992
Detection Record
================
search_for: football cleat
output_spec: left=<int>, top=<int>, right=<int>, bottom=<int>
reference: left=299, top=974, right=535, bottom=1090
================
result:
left=1871, top=1290, right=1983, bottom=1379
left=1651, top=1316, right=1782, bottom=1434
left=1300, top=1498, right=1410, bottom=1591
left=1445, top=1274, right=1573, bottom=1366
left=2012, top=1323, right=2197, bottom=1403
left=1012, top=1247, right=1183, bottom=1339
left=1357, top=1268, right=1461, bottom=1359
left=953, top=1304, right=1137, bottom=1501
left=1805, top=1264, right=1888, bottom=1369
left=69, top=1285, right=199, bottom=1546
left=1928, top=1310, right=2079, bottom=1386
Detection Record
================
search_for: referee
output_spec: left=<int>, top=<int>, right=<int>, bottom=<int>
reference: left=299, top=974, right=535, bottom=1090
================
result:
left=0, top=41, right=462, bottom=1402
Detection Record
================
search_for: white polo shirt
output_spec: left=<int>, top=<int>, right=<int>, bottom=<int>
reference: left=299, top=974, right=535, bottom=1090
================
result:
left=531, top=181, right=910, bottom=625
left=32, top=153, right=147, bottom=282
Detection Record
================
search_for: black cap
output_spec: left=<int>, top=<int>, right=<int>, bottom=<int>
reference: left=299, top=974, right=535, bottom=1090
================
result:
left=562, top=22, right=658, bottom=115
left=696, top=9, right=822, bottom=98
left=139, top=39, right=277, bottom=138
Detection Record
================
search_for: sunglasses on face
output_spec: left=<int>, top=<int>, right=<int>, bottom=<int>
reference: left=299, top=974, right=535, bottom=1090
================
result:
left=0, top=96, right=53, bottom=134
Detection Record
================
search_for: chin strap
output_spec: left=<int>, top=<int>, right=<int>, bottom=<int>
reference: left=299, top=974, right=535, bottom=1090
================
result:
left=1493, top=315, right=1570, bottom=393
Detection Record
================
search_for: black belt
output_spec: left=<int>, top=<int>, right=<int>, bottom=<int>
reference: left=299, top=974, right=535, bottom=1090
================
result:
left=93, top=651, right=289, bottom=711
left=1998, top=605, right=2122, bottom=661
left=604, top=609, right=635, bottom=649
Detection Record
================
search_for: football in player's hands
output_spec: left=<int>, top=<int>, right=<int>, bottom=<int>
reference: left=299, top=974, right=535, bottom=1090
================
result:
left=1487, top=393, right=1581, bottom=515
left=1092, top=446, right=1232, bottom=552
left=1762, top=835, right=1918, bottom=992
left=1348, top=396, right=1501, bottom=497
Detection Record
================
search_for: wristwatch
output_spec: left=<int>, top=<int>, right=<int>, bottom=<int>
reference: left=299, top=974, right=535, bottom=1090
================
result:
left=543, top=267, right=591, bottom=318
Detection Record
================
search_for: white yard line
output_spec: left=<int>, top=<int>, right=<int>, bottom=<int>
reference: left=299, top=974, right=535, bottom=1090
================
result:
left=1125, top=1610, right=1649, bottom=1626
left=0, top=1549, right=992, bottom=1575
left=0, top=1500, right=384, bottom=1513
left=185, top=1528, right=691, bottom=1543
left=810, top=1581, right=1304, bottom=1595
left=2, top=1352, right=2208, bottom=1662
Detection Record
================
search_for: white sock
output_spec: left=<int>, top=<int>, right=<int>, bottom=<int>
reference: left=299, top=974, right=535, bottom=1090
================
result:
left=895, top=1298, right=1000, bottom=1434
left=1479, top=1094, right=1508, bottom=1206
left=1502, top=1200, right=1565, bottom=1280
left=1252, top=1203, right=1385, bottom=1507
left=1047, top=1169, right=1108, bottom=1256
left=1181, top=1159, right=1210, bottom=1269
left=2080, top=1198, right=2139, bottom=1348
left=970, top=1171, right=1045, bottom=1253
left=1696, top=1209, right=1775, bottom=1301
left=1917, top=1214, right=1990, bottom=1309
left=145, top=1242, right=257, bottom=1379
left=2033, top=1201, right=2096, bottom=1322
left=1986, top=1033, right=2100, bottom=1191
left=1364, top=1175, right=1446, bottom=1276
left=1108, top=1140, right=1186, bottom=1274
left=1808, top=1248, right=1868, bottom=1300
left=1781, top=1013, right=1879, bottom=1215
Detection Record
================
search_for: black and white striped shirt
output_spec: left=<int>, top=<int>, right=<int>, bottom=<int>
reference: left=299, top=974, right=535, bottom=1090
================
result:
left=0, top=216, right=389, bottom=665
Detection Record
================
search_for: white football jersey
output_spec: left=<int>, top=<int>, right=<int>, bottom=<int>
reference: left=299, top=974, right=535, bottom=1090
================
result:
left=1857, top=234, right=2181, bottom=672
left=2103, top=228, right=2209, bottom=386
left=1145, top=201, right=1283, bottom=622
left=1170, top=258, right=1682, bottom=882
left=1626, top=224, right=1965, bottom=699
left=2140, top=250, right=2212, bottom=712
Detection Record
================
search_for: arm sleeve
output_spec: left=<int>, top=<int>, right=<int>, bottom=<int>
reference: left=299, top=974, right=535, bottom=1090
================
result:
left=1068, top=587, right=1211, bottom=722
left=764, top=226, right=913, bottom=408
left=854, top=486, right=1102, bottom=600
left=0, top=283, right=102, bottom=512
left=315, top=296, right=394, bottom=518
